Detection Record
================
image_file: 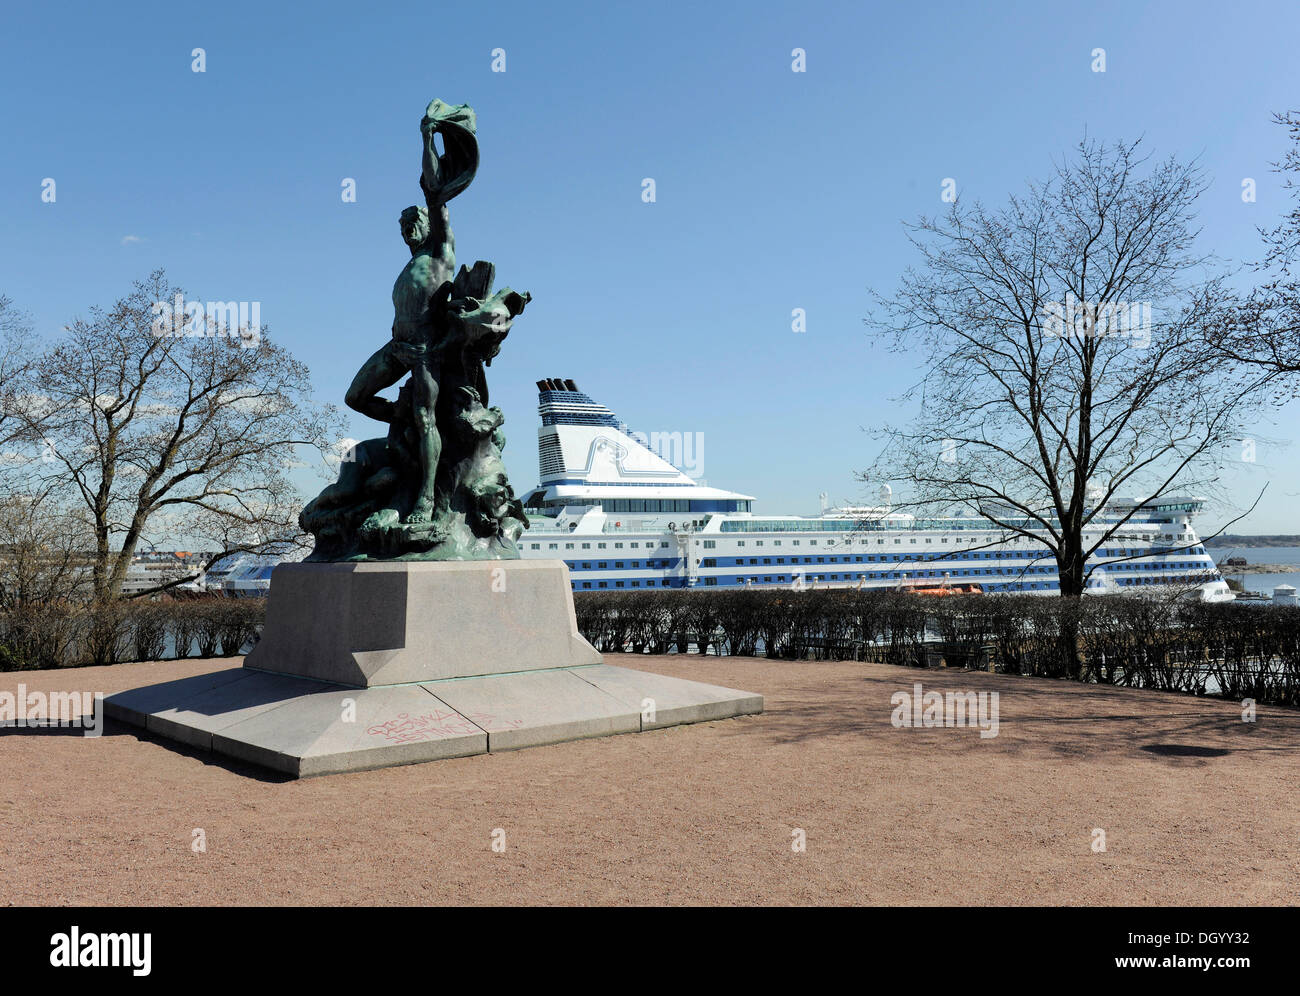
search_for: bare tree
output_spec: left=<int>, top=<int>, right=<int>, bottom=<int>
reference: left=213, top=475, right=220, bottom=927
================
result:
left=15, top=269, right=342, bottom=601
left=0, top=492, right=95, bottom=670
left=0, top=493, right=93, bottom=609
left=862, top=139, right=1256, bottom=624
left=1212, top=111, right=1300, bottom=387
left=0, top=295, right=35, bottom=467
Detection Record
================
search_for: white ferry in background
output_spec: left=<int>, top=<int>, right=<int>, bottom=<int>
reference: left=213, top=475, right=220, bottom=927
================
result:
left=518, top=379, right=1233, bottom=602
left=120, top=550, right=208, bottom=596
left=206, top=544, right=306, bottom=596
left=121, top=546, right=304, bottom=596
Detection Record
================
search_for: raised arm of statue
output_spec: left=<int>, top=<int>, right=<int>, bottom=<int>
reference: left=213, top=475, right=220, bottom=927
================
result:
left=420, top=99, right=479, bottom=208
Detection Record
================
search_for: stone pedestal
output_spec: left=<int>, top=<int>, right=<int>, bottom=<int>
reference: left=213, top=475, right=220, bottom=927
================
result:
left=244, top=560, right=601, bottom=686
left=105, top=561, right=763, bottom=778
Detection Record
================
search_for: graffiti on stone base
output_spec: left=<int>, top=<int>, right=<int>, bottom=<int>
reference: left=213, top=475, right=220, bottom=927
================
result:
left=367, top=711, right=477, bottom=743
left=366, top=709, right=525, bottom=742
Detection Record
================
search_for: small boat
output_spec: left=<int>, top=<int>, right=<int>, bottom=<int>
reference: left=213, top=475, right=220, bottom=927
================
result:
left=899, top=580, right=984, bottom=596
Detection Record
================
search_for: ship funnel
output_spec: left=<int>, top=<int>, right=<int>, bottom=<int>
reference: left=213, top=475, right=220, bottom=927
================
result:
left=536, top=378, right=581, bottom=393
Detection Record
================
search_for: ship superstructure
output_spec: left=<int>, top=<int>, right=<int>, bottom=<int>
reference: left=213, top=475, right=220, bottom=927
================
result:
left=518, top=380, right=1232, bottom=601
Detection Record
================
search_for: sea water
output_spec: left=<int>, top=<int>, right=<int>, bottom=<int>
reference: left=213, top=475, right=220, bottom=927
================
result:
left=1213, top=545, right=1300, bottom=596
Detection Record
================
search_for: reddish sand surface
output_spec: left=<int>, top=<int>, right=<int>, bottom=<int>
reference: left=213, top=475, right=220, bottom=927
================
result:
left=2, top=653, right=1298, bottom=906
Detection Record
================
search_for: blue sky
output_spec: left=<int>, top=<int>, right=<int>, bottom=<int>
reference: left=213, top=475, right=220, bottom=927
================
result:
left=3, top=0, right=1299, bottom=532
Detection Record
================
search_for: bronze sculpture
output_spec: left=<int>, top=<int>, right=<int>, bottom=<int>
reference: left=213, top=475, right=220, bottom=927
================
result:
left=301, top=99, right=530, bottom=561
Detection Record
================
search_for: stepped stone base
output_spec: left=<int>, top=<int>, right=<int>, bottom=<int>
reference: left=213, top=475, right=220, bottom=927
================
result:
left=105, top=561, right=763, bottom=777
left=242, top=560, right=603, bottom=685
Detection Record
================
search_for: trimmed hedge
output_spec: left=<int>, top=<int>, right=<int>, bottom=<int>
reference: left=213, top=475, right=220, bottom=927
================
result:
left=574, top=589, right=1300, bottom=706
left=0, top=597, right=267, bottom=671
left=6, top=587, right=1297, bottom=708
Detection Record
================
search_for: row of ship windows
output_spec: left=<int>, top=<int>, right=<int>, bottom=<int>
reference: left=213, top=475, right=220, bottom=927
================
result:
left=533, top=538, right=1208, bottom=558
left=569, top=576, right=1067, bottom=590
left=569, top=575, right=1214, bottom=590
left=568, top=565, right=1060, bottom=578
left=567, top=561, right=679, bottom=570
left=539, top=541, right=1206, bottom=559
left=700, top=538, right=1206, bottom=555
left=599, top=499, right=740, bottom=512
left=530, top=541, right=673, bottom=551
left=1112, top=577, right=1215, bottom=585
left=720, top=520, right=1198, bottom=536
left=563, top=556, right=1214, bottom=572
left=699, top=557, right=1059, bottom=569
left=708, top=558, right=1212, bottom=569
left=537, top=499, right=698, bottom=513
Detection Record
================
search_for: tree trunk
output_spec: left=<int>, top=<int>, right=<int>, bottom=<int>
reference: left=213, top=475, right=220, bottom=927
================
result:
left=1056, top=538, right=1086, bottom=678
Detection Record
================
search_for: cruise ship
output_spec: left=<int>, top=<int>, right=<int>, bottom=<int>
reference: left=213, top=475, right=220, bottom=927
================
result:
left=517, top=379, right=1233, bottom=601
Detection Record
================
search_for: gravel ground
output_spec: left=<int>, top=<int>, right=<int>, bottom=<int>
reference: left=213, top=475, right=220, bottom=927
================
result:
left=2, top=653, right=1297, bottom=906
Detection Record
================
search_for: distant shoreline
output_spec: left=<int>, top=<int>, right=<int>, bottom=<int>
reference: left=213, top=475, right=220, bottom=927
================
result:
left=1203, top=535, right=1300, bottom=548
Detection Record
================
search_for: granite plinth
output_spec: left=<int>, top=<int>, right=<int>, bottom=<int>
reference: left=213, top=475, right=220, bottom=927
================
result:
left=104, top=562, right=764, bottom=777
left=243, top=560, right=601, bottom=686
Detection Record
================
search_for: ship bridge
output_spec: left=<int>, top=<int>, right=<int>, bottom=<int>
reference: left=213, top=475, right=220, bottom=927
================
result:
left=1105, top=496, right=1207, bottom=523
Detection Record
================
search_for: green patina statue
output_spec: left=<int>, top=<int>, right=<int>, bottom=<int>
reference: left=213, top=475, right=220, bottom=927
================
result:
left=300, top=99, right=530, bottom=561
